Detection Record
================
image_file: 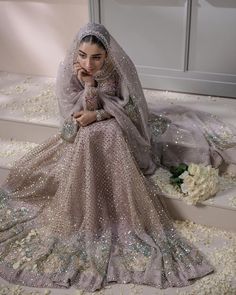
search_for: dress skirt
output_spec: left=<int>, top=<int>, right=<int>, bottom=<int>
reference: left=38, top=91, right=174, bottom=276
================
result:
left=0, top=118, right=214, bottom=292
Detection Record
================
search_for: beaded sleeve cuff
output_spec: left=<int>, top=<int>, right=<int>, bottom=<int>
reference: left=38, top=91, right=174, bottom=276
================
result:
left=95, top=109, right=111, bottom=121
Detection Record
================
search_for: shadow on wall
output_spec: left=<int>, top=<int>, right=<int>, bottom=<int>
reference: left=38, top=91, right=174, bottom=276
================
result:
left=0, top=0, right=88, bottom=77
left=206, top=0, right=236, bottom=8
left=115, top=0, right=236, bottom=8
left=113, top=0, right=185, bottom=7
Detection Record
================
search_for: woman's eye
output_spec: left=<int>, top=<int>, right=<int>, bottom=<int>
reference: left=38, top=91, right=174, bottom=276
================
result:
left=93, top=57, right=101, bottom=60
left=79, top=54, right=86, bottom=59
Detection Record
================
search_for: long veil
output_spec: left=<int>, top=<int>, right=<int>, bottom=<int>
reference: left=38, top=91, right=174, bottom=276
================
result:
left=55, top=22, right=157, bottom=175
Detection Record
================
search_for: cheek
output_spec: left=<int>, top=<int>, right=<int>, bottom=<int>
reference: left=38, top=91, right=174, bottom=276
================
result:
left=78, top=57, right=85, bottom=66
left=96, top=59, right=105, bottom=69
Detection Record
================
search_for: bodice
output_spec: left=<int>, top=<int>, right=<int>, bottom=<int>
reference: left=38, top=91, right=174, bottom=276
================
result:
left=96, top=70, right=119, bottom=97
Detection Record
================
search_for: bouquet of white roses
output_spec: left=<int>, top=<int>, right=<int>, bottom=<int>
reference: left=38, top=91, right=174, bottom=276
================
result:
left=170, top=163, right=219, bottom=205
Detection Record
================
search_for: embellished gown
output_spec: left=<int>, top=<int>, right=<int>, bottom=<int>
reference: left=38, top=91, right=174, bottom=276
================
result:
left=0, top=69, right=219, bottom=292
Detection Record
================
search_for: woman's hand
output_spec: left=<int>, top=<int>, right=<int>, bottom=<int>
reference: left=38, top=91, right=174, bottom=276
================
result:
left=73, top=62, right=96, bottom=86
left=73, top=110, right=97, bottom=127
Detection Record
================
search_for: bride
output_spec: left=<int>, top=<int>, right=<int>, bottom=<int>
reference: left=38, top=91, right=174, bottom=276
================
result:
left=0, top=22, right=235, bottom=292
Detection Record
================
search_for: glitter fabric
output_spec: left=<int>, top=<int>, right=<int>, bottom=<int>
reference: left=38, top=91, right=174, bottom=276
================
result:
left=149, top=105, right=236, bottom=174
left=60, top=116, right=79, bottom=143
left=55, top=22, right=156, bottom=176
left=2, top=22, right=236, bottom=292
left=0, top=116, right=214, bottom=292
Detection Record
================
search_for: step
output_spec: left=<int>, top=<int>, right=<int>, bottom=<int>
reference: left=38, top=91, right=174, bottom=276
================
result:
left=0, top=117, right=58, bottom=143
left=144, top=89, right=236, bottom=128
left=0, top=137, right=39, bottom=182
left=0, top=71, right=60, bottom=142
left=160, top=187, right=236, bottom=233
left=151, top=167, right=236, bottom=233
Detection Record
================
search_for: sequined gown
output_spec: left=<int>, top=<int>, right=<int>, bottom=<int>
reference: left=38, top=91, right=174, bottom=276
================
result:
left=0, top=70, right=216, bottom=292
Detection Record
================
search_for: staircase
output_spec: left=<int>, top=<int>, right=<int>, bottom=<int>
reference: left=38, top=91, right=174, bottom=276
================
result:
left=0, top=71, right=236, bottom=233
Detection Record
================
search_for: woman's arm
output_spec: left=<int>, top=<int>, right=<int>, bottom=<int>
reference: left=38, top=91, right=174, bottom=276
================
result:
left=72, top=79, right=113, bottom=126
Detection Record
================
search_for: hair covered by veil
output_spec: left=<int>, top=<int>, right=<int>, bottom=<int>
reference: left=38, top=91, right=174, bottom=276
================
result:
left=55, top=22, right=156, bottom=175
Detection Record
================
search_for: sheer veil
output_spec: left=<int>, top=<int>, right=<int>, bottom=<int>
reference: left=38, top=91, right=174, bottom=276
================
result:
left=55, top=22, right=156, bottom=175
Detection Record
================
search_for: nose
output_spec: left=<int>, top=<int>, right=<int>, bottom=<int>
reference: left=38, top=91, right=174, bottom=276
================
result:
left=86, top=58, right=93, bottom=69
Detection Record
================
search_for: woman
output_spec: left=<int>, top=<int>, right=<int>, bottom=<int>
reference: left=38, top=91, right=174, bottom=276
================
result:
left=1, top=22, right=235, bottom=293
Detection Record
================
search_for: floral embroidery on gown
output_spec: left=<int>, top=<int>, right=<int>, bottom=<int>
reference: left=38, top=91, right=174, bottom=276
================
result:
left=3, top=22, right=235, bottom=293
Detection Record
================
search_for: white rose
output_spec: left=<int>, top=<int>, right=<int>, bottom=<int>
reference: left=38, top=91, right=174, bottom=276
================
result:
left=210, top=168, right=219, bottom=177
left=188, top=188, right=203, bottom=198
left=200, top=166, right=208, bottom=178
left=183, top=175, right=195, bottom=190
left=208, top=180, right=219, bottom=196
left=206, top=165, right=212, bottom=173
left=188, top=163, right=200, bottom=176
left=195, top=175, right=206, bottom=185
left=181, top=183, right=189, bottom=194
left=170, top=163, right=220, bottom=205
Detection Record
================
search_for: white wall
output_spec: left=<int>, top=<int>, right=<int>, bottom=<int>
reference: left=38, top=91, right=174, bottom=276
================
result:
left=99, top=0, right=236, bottom=98
left=0, top=0, right=89, bottom=77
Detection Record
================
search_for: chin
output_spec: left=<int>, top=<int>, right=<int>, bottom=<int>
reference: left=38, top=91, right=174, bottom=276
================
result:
left=92, top=70, right=99, bottom=75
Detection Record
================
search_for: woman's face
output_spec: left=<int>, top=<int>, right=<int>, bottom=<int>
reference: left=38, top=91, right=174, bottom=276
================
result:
left=77, top=42, right=107, bottom=75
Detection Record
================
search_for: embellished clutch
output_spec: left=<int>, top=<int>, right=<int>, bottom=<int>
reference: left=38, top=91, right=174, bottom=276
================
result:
left=60, top=115, right=79, bottom=143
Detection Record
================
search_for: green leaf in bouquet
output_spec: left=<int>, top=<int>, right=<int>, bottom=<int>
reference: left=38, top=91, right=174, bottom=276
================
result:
left=170, top=166, right=178, bottom=175
left=170, top=163, right=188, bottom=177
left=170, top=176, right=183, bottom=187
left=175, top=163, right=188, bottom=175
left=178, top=163, right=188, bottom=171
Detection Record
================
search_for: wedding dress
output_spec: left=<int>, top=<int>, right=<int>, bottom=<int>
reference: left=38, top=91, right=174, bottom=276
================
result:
left=0, top=22, right=235, bottom=293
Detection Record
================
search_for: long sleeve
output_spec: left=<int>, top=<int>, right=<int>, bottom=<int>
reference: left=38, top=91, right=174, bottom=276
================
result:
left=83, top=83, right=100, bottom=111
left=95, top=109, right=113, bottom=121
left=68, top=76, right=100, bottom=115
left=71, top=78, right=113, bottom=121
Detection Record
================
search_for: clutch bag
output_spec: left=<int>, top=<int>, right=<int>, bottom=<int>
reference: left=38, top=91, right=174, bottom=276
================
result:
left=60, top=115, right=79, bottom=143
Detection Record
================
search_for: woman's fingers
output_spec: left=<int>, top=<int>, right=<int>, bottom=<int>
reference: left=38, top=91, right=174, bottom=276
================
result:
left=73, top=63, right=87, bottom=73
left=80, top=69, right=90, bottom=77
left=74, top=61, right=81, bottom=67
left=73, top=63, right=83, bottom=75
left=73, top=111, right=84, bottom=118
left=77, top=70, right=93, bottom=84
left=76, top=117, right=86, bottom=126
left=75, top=113, right=89, bottom=126
left=75, top=111, right=95, bottom=127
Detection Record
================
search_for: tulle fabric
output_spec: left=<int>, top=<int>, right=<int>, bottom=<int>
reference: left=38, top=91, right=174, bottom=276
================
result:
left=149, top=105, right=236, bottom=175
left=0, top=118, right=214, bottom=292
left=55, top=22, right=156, bottom=175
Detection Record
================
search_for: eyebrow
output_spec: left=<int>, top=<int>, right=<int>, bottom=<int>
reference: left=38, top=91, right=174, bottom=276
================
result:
left=79, top=50, right=103, bottom=57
